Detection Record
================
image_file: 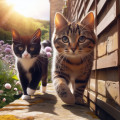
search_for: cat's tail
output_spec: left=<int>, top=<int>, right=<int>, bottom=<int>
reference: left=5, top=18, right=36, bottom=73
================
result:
left=53, top=75, right=75, bottom=105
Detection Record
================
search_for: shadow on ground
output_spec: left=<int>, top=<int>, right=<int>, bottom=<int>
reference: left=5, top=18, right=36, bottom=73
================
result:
left=27, top=93, right=58, bottom=115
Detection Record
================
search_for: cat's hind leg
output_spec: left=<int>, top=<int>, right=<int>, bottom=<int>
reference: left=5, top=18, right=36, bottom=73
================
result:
left=53, top=74, right=75, bottom=105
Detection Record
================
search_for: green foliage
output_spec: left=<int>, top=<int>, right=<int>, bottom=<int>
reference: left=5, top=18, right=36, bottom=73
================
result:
left=0, top=60, right=22, bottom=108
left=0, top=28, right=12, bottom=43
left=0, top=0, right=49, bottom=43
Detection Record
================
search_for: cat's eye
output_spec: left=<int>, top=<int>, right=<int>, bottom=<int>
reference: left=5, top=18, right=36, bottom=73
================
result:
left=30, top=47, right=35, bottom=51
left=62, top=36, right=69, bottom=43
left=18, top=46, right=23, bottom=51
left=78, top=36, right=86, bottom=43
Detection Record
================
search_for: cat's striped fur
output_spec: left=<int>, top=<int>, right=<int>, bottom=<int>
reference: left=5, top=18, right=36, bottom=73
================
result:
left=52, top=12, right=96, bottom=104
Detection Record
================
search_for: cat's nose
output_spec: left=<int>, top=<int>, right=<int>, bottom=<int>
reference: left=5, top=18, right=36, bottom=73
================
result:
left=24, top=54, right=28, bottom=57
left=71, top=48, right=76, bottom=53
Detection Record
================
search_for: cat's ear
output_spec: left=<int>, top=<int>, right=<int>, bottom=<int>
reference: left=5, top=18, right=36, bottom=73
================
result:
left=31, top=29, right=41, bottom=43
left=54, top=12, right=68, bottom=31
left=81, top=12, right=94, bottom=30
left=12, top=29, right=20, bottom=42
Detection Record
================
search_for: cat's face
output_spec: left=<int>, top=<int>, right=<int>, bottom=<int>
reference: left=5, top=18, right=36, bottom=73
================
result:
left=53, top=12, right=96, bottom=57
left=12, top=29, right=41, bottom=59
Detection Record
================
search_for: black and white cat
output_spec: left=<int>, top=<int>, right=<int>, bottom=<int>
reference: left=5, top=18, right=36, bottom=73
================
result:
left=12, top=29, right=50, bottom=100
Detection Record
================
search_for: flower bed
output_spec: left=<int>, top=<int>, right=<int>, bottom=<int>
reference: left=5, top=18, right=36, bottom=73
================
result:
left=0, top=40, right=22, bottom=108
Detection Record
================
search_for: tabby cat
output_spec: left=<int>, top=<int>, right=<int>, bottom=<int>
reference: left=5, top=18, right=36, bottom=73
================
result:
left=12, top=29, right=50, bottom=100
left=52, top=12, right=96, bottom=104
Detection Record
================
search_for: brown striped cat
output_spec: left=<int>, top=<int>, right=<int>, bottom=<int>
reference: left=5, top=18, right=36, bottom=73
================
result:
left=52, top=12, right=96, bottom=105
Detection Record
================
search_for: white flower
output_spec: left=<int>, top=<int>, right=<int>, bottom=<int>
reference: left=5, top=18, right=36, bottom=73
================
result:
left=4, top=83, right=11, bottom=89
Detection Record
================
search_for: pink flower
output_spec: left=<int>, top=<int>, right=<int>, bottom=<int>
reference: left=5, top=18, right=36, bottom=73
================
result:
left=3, top=98, right=6, bottom=102
left=0, top=90, right=3, bottom=94
left=45, top=47, right=52, bottom=52
left=4, top=83, right=11, bottom=89
left=14, top=88, right=17, bottom=91
left=16, top=81, right=20, bottom=85
left=46, top=52, right=52, bottom=58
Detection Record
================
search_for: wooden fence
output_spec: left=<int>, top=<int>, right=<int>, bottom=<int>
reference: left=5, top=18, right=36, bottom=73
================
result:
left=64, top=0, right=120, bottom=119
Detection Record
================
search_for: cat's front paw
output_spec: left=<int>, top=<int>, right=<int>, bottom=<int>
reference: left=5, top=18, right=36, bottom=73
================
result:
left=27, top=87, right=35, bottom=95
left=21, top=95, right=31, bottom=100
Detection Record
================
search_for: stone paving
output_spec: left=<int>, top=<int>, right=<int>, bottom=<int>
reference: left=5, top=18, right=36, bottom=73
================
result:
left=0, top=83, right=100, bottom=120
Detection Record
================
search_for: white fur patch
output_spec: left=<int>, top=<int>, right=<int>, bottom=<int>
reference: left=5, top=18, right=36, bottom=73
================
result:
left=22, top=48, right=31, bottom=59
left=27, top=87, right=35, bottom=95
left=21, top=95, right=31, bottom=100
left=17, top=57, right=37, bottom=72
left=41, top=86, right=46, bottom=93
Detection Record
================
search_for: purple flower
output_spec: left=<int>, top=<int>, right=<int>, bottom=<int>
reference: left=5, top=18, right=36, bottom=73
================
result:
left=4, top=48, right=11, bottom=53
left=7, top=45, right=11, bottom=48
left=0, top=40, right=4, bottom=44
left=45, top=47, right=52, bottom=52
left=46, top=52, right=52, bottom=58
left=5, top=55, right=9, bottom=59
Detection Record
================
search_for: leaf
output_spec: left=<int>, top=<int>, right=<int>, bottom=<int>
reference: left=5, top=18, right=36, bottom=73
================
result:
left=12, top=75, right=19, bottom=80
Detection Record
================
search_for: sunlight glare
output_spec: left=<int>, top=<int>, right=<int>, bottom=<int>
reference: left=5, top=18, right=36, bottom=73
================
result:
left=6, top=0, right=50, bottom=20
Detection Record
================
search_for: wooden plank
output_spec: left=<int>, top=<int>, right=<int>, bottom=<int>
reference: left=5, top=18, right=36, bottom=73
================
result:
left=73, top=0, right=79, bottom=15
left=90, top=101, right=96, bottom=111
left=97, top=0, right=107, bottom=15
left=96, top=98, right=120, bottom=120
left=89, top=91, right=96, bottom=102
left=84, top=89, right=88, bottom=97
left=97, top=1, right=117, bottom=35
left=92, top=60, right=96, bottom=70
left=97, top=39, right=107, bottom=57
left=90, top=78, right=96, bottom=91
left=106, top=81, right=119, bottom=104
left=97, top=50, right=118, bottom=69
left=78, top=1, right=84, bottom=20
left=97, top=23, right=118, bottom=57
left=107, top=24, right=118, bottom=53
left=97, top=94, right=106, bottom=102
left=98, top=80, right=106, bottom=96
left=83, top=96, right=88, bottom=103
left=85, top=0, right=94, bottom=14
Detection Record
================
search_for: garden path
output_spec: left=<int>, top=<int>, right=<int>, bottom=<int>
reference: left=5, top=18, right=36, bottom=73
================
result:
left=0, top=83, right=100, bottom=120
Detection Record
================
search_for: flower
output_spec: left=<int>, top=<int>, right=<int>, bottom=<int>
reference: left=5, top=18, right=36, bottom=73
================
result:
left=16, top=81, right=20, bottom=85
left=4, top=48, right=11, bottom=53
left=0, top=40, right=4, bottom=44
left=4, top=83, right=11, bottom=89
left=3, top=98, right=6, bottom=102
left=14, top=88, right=17, bottom=91
left=46, top=52, right=52, bottom=58
left=0, top=90, right=3, bottom=94
left=18, top=91, right=22, bottom=94
left=45, top=47, right=52, bottom=52
left=7, top=45, right=11, bottom=48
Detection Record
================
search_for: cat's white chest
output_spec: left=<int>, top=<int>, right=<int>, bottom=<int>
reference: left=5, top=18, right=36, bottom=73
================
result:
left=18, top=58, right=37, bottom=72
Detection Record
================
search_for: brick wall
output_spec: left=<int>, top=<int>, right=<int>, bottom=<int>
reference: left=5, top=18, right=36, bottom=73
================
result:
left=49, top=0, right=64, bottom=40
left=66, top=0, right=120, bottom=119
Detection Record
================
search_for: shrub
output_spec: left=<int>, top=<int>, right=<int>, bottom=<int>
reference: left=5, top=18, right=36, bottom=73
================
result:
left=0, top=60, right=22, bottom=108
left=0, top=40, right=22, bottom=108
